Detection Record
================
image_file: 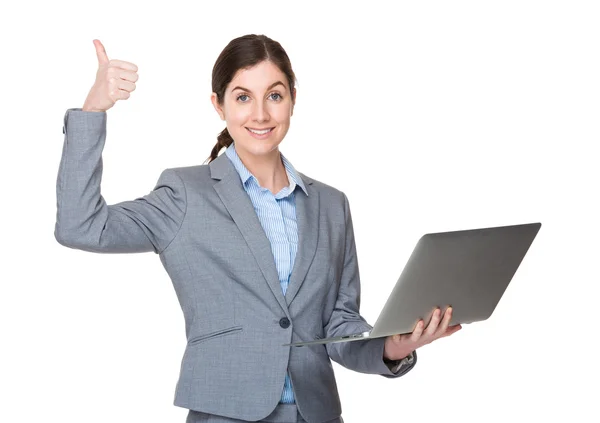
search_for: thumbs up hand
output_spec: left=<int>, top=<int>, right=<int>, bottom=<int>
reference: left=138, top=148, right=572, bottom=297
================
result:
left=82, top=39, right=139, bottom=112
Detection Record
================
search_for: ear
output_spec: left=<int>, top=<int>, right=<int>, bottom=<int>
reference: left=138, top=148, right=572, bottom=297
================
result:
left=211, top=92, right=226, bottom=121
left=291, top=87, right=296, bottom=117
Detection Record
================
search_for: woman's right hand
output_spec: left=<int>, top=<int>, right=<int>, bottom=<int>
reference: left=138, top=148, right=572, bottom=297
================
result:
left=82, top=39, right=139, bottom=112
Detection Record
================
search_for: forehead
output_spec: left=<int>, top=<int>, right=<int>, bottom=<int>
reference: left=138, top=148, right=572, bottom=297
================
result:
left=228, top=61, right=288, bottom=92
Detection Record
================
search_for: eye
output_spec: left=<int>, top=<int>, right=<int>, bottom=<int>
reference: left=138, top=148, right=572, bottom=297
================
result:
left=236, top=92, right=283, bottom=103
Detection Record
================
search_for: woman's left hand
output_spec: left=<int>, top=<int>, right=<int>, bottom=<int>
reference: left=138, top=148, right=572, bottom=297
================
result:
left=383, top=306, right=462, bottom=361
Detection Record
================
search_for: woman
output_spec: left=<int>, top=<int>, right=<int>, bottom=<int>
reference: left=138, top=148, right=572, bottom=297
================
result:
left=55, top=34, right=461, bottom=423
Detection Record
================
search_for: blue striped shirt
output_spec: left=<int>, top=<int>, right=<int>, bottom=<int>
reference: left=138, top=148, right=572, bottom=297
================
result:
left=225, top=142, right=307, bottom=404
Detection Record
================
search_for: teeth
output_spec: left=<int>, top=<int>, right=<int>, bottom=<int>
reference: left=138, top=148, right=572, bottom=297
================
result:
left=248, top=128, right=272, bottom=135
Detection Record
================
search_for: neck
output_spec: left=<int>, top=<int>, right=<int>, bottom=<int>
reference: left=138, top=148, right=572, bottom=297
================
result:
left=235, top=144, right=289, bottom=193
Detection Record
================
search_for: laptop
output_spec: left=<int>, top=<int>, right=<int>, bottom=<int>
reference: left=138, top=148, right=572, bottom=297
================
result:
left=283, top=222, right=541, bottom=347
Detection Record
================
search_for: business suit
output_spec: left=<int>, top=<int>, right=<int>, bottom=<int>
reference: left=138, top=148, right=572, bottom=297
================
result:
left=55, top=108, right=416, bottom=422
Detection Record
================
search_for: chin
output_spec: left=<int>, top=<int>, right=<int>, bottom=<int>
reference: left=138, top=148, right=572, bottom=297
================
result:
left=239, top=138, right=282, bottom=154
left=247, top=143, right=282, bottom=156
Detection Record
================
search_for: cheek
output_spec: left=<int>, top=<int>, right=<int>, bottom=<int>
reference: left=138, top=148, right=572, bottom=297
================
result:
left=229, top=109, right=251, bottom=125
left=223, top=103, right=249, bottom=125
left=270, top=106, right=292, bottom=124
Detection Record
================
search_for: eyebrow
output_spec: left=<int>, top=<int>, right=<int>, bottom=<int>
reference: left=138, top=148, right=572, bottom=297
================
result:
left=231, top=81, right=286, bottom=94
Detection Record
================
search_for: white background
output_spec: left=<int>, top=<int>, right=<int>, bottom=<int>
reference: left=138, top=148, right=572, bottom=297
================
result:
left=1, top=1, right=598, bottom=422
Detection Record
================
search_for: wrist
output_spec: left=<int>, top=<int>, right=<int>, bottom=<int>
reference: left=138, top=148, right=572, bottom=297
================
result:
left=383, top=337, right=413, bottom=361
left=82, top=104, right=105, bottom=112
left=384, top=348, right=412, bottom=361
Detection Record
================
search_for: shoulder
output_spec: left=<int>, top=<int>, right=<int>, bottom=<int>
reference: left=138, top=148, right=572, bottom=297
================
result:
left=167, top=164, right=209, bottom=175
left=163, top=164, right=213, bottom=186
left=297, top=171, right=349, bottom=208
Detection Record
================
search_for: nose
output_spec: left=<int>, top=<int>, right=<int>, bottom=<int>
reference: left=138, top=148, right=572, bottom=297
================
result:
left=251, top=100, right=270, bottom=123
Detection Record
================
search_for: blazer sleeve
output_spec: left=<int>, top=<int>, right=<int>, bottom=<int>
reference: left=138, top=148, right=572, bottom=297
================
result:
left=322, top=192, right=417, bottom=378
left=54, top=108, right=187, bottom=254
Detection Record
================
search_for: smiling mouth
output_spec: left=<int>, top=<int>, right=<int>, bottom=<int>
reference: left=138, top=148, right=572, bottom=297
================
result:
left=246, top=127, right=274, bottom=135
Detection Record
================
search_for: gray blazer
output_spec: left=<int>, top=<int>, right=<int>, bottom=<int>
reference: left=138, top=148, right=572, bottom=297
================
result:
left=55, top=108, right=416, bottom=422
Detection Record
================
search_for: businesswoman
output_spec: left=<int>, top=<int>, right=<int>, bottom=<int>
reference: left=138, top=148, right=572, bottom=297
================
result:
left=55, top=34, right=461, bottom=423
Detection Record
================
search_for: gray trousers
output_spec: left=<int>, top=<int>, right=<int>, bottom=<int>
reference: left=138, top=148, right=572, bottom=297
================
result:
left=186, top=403, right=344, bottom=423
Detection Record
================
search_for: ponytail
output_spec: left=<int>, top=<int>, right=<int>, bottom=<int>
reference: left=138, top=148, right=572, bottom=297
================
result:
left=206, top=127, right=234, bottom=164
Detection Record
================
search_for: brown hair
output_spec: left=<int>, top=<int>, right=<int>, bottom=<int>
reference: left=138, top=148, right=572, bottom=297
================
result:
left=205, top=34, right=297, bottom=164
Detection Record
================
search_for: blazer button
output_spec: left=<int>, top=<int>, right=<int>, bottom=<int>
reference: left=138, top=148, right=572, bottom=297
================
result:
left=279, top=317, right=290, bottom=328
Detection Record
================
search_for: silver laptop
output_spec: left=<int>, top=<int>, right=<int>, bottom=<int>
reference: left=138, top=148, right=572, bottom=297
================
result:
left=283, top=222, right=541, bottom=347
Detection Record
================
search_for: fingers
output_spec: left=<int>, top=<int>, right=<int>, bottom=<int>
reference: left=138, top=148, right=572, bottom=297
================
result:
left=92, top=40, right=138, bottom=72
left=411, top=319, right=425, bottom=342
left=399, top=307, right=460, bottom=350
left=110, top=70, right=137, bottom=103
left=435, top=306, right=453, bottom=337
left=109, top=59, right=138, bottom=72
left=444, top=323, right=462, bottom=337
left=114, top=89, right=131, bottom=100
left=115, top=69, right=139, bottom=83
left=425, top=308, right=442, bottom=336
left=116, top=79, right=136, bottom=93
left=94, top=39, right=109, bottom=66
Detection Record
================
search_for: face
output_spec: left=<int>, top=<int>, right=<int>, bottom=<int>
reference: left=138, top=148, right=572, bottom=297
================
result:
left=211, top=60, right=296, bottom=158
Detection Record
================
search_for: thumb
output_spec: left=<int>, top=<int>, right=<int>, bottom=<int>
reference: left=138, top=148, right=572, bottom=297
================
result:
left=93, top=39, right=109, bottom=66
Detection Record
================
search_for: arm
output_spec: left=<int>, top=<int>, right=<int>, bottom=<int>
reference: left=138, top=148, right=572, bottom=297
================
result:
left=54, top=108, right=187, bottom=254
left=323, top=193, right=417, bottom=378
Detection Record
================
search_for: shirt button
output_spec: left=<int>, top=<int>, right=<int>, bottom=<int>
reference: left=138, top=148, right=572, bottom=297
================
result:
left=279, top=317, right=290, bottom=328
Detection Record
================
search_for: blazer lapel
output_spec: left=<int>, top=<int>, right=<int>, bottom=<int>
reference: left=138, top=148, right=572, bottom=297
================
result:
left=210, top=153, right=290, bottom=316
left=285, top=175, right=319, bottom=306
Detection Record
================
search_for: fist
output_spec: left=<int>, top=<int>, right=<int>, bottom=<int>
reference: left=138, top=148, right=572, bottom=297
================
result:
left=82, top=39, right=139, bottom=112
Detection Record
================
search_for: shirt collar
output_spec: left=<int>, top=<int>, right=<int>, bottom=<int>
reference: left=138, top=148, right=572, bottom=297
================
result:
left=225, top=142, right=308, bottom=196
